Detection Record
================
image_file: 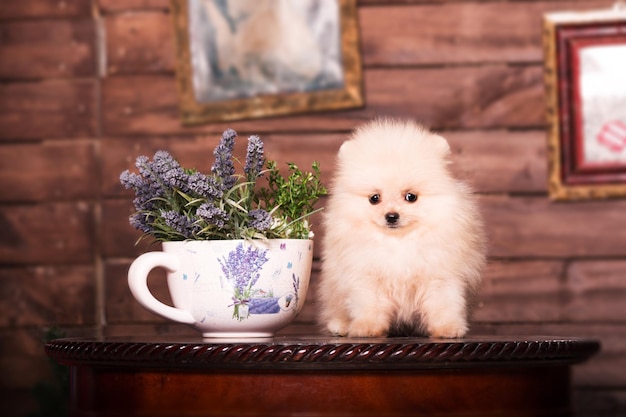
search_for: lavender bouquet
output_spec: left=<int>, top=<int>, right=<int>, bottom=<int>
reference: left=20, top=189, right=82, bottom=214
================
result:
left=120, top=129, right=326, bottom=242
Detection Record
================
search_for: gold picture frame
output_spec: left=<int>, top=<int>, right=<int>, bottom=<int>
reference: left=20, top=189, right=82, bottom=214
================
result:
left=171, top=0, right=364, bottom=125
left=543, top=7, right=626, bottom=200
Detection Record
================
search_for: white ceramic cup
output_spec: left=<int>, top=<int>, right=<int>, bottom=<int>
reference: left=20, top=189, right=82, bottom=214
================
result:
left=128, top=239, right=312, bottom=338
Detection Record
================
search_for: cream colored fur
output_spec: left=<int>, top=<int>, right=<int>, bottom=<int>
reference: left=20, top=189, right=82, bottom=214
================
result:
left=318, top=118, right=487, bottom=338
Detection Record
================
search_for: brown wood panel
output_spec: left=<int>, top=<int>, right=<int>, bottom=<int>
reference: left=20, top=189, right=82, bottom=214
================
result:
left=0, top=202, right=95, bottom=264
left=0, top=327, right=98, bottom=387
left=0, top=80, right=97, bottom=140
left=297, top=261, right=320, bottom=325
left=100, top=75, right=362, bottom=136
left=359, top=1, right=609, bottom=65
left=573, top=388, right=626, bottom=417
left=101, top=65, right=543, bottom=135
left=101, top=199, right=149, bottom=259
left=473, top=260, right=565, bottom=323
left=98, top=0, right=169, bottom=13
left=0, top=266, right=95, bottom=326
left=0, top=326, right=96, bottom=417
left=0, top=0, right=91, bottom=19
left=364, top=66, right=545, bottom=129
left=565, top=261, right=626, bottom=322
left=446, top=130, right=548, bottom=193
left=0, top=329, right=56, bottom=389
left=104, top=259, right=172, bottom=324
left=0, top=19, right=96, bottom=80
left=0, top=141, right=97, bottom=202
left=482, top=195, right=626, bottom=258
left=105, top=11, right=174, bottom=75
left=0, top=388, right=39, bottom=417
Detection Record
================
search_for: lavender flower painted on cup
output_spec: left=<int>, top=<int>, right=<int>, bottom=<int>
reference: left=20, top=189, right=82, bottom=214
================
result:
left=292, top=273, right=301, bottom=310
left=219, top=243, right=269, bottom=320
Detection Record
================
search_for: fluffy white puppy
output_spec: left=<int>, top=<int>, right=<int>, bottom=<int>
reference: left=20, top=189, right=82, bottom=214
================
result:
left=318, top=118, right=486, bottom=338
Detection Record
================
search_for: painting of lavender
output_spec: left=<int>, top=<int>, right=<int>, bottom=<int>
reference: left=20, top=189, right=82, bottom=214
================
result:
left=219, top=243, right=269, bottom=320
left=218, top=243, right=305, bottom=321
left=188, top=0, right=344, bottom=102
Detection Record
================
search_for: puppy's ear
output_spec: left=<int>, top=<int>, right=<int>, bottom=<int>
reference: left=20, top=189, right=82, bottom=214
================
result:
left=432, top=134, right=451, bottom=158
left=337, top=140, right=353, bottom=158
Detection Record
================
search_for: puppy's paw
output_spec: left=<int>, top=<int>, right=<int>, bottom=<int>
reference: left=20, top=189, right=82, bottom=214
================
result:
left=348, top=319, right=388, bottom=338
left=327, top=318, right=349, bottom=336
left=427, top=319, right=468, bottom=339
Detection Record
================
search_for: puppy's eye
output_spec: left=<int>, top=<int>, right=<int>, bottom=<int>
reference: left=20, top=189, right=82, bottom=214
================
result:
left=405, top=193, right=418, bottom=203
left=369, top=194, right=381, bottom=205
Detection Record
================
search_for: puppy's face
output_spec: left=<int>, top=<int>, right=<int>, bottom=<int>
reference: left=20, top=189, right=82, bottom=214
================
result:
left=354, top=158, right=438, bottom=234
left=330, top=119, right=455, bottom=235
left=366, top=187, right=420, bottom=231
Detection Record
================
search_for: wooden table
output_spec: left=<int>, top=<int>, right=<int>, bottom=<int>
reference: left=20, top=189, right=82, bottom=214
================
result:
left=45, top=336, right=599, bottom=417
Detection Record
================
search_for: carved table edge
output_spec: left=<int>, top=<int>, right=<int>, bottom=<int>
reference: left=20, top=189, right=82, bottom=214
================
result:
left=44, top=336, right=600, bottom=371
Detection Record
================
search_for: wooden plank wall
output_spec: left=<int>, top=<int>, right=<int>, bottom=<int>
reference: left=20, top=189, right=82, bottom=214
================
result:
left=1, top=0, right=625, bottom=415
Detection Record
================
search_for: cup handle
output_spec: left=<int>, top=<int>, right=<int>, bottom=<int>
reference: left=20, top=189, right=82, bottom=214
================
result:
left=127, top=252, right=195, bottom=324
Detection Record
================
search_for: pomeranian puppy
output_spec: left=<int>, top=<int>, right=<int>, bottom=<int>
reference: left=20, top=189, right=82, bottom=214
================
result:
left=318, top=118, right=486, bottom=338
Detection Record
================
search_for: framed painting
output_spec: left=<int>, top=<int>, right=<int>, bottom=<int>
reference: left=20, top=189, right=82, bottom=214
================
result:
left=171, top=0, right=364, bottom=125
left=543, top=7, right=626, bottom=200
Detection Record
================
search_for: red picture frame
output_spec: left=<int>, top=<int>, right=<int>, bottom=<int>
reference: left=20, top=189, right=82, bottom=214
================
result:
left=543, top=8, right=626, bottom=200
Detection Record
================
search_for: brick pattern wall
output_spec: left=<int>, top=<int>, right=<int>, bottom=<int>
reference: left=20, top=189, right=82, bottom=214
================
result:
left=1, top=0, right=625, bottom=415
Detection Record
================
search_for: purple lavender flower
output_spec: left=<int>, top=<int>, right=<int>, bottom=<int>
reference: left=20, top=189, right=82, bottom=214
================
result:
left=248, top=209, right=272, bottom=231
left=186, top=171, right=223, bottom=200
left=244, top=135, right=265, bottom=180
left=161, top=210, right=198, bottom=238
left=120, top=169, right=162, bottom=211
left=197, top=203, right=229, bottom=228
left=129, top=151, right=187, bottom=192
left=219, top=243, right=269, bottom=295
left=127, top=153, right=182, bottom=208
left=129, top=212, right=153, bottom=234
left=120, top=127, right=323, bottom=241
left=135, top=155, right=151, bottom=177
left=212, top=129, right=237, bottom=191
left=119, top=170, right=142, bottom=190
left=152, top=151, right=190, bottom=192
left=134, top=154, right=169, bottom=198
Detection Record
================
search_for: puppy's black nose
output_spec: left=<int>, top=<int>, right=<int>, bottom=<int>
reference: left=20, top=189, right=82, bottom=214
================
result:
left=385, top=212, right=400, bottom=224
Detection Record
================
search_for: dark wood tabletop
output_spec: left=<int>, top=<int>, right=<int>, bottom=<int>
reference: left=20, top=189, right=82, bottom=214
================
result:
left=45, top=335, right=600, bottom=417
